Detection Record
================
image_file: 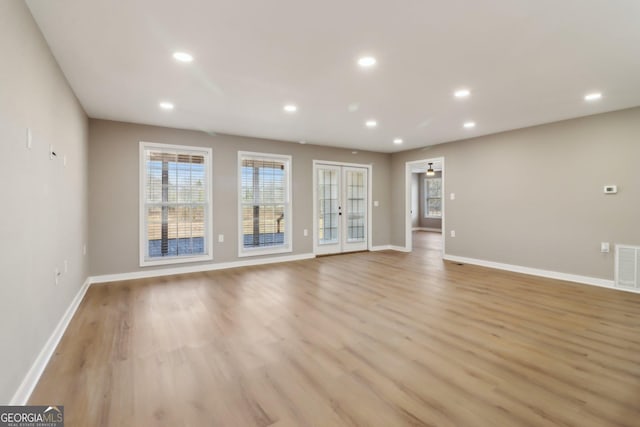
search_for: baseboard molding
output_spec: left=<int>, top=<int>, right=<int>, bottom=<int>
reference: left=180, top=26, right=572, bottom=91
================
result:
left=370, top=245, right=393, bottom=251
left=441, top=254, right=637, bottom=293
left=390, top=245, right=411, bottom=253
left=412, top=227, right=442, bottom=233
left=10, top=277, right=92, bottom=405
left=90, top=253, right=316, bottom=285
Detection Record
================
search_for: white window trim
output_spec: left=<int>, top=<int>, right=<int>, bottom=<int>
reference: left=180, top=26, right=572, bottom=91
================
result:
left=424, top=176, right=442, bottom=219
left=139, top=141, right=213, bottom=267
left=237, top=151, right=293, bottom=257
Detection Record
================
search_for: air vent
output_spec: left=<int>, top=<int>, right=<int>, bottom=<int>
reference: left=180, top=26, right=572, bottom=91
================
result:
left=615, top=245, right=640, bottom=289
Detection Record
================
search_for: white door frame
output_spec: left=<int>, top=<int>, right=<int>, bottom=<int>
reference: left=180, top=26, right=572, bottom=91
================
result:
left=313, top=160, right=373, bottom=255
left=404, top=157, right=445, bottom=255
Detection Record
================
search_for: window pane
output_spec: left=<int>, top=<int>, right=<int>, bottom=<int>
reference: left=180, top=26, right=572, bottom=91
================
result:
left=346, top=170, right=366, bottom=242
left=143, top=146, right=209, bottom=262
left=242, top=204, right=286, bottom=248
left=427, top=178, right=441, bottom=197
left=240, top=154, right=290, bottom=252
left=318, top=168, right=339, bottom=244
left=427, top=198, right=442, bottom=217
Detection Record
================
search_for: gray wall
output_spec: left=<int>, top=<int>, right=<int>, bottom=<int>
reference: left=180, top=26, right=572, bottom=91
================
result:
left=0, top=1, right=89, bottom=403
left=391, top=107, right=640, bottom=280
left=417, top=171, right=443, bottom=230
left=89, top=119, right=391, bottom=276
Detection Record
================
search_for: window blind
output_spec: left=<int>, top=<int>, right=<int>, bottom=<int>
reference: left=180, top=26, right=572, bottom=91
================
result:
left=239, top=154, right=290, bottom=252
left=142, top=145, right=210, bottom=262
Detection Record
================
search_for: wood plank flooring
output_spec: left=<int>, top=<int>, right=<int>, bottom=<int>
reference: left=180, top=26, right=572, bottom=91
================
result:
left=29, top=232, right=640, bottom=426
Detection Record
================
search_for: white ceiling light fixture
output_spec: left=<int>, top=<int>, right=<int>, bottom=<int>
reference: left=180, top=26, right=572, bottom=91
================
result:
left=454, top=89, right=471, bottom=98
left=172, top=52, right=193, bottom=63
left=159, top=101, right=174, bottom=110
left=584, top=92, right=602, bottom=101
left=283, top=104, right=298, bottom=113
left=357, top=56, right=377, bottom=68
left=393, top=138, right=403, bottom=144
left=299, top=140, right=307, bottom=144
left=426, top=162, right=435, bottom=176
left=365, top=120, right=377, bottom=128
left=463, top=121, right=476, bottom=128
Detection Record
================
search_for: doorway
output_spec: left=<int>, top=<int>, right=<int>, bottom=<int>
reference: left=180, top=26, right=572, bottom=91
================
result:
left=405, top=157, right=445, bottom=254
left=313, top=161, right=372, bottom=255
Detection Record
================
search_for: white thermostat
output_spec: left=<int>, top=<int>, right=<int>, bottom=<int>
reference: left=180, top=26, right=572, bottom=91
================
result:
left=604, top=185, right=617, bottom=194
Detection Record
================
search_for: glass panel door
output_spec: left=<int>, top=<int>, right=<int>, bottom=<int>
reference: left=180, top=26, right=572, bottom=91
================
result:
left=316, top=165, right=341, bottom=254
left=342, top=167, right=367, bottom=252
left=314, top=163, right=368, bottom=255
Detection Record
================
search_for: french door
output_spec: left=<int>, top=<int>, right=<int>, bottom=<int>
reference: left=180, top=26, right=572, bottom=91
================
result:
left=314, top=163, right=369, bottom=255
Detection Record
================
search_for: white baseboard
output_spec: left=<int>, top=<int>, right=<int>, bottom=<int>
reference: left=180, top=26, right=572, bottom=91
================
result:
left=10, top=277, right=92, bottom=405
left=412, top=227, right=442, bottom=232
left=370, top=245, right=393, bottom=251
left=441, top=254, right=637, bottom=293
left=390, top=245, right=411, bottom=253
left=90, top=253, right=316, bottom=284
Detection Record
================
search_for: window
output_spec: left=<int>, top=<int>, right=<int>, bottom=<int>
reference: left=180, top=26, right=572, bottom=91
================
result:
left=424, top=177, right=442, bottom=218
left=238, top=152, right=291, bottom=256
left=140, top=142, right=212, bottom=266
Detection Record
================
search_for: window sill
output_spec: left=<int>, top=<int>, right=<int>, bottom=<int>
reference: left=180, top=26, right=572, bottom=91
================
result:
left=424, top=216, right=442, bottom=219
left=140, top=253, right=213, bottom=267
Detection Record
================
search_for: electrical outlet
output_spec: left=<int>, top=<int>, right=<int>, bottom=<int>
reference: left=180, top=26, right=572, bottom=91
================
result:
left=600, top=242, right=610, bottom=253
left=450, top=230, right=456, bottom=237
left=218, top=234, right=224, bottom=243
left=303, top=229, right=308, bottom=237
left=450, top=193, right=456, bottom=200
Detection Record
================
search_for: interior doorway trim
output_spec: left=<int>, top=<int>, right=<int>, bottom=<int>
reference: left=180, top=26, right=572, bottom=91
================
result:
left=405, top=157, right=445, bottom=254
left=312, top=160, right=373, bottom=255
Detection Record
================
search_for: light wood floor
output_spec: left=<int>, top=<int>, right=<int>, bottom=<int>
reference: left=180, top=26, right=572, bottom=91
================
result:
left=30, top=232, right=640, bottom=426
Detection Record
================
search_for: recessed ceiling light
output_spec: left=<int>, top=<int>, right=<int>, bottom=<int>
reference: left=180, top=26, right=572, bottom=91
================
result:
left=299, top=140, right=307, bottom=144
left=463, top=121, right=476, bottom=128
left=365, top=120, right=377, bottom=128
left=283, top=104, right=298, bottom=113
left=159, top=102, right=174, bottom=110
left=358, top=56, right=377, bottom=67
left=172, top=52, right=193, bottom=63
left=393, top=138, right=403, bottom=144
left=584, top=92, right=602, bottom=101
left=454, top=89, right=471, bottom=98
left=352, top=151, right=358, bottom=154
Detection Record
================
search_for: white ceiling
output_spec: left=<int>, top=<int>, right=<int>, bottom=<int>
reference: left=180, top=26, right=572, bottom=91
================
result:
left=27, top=0, right=640, bottom=153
